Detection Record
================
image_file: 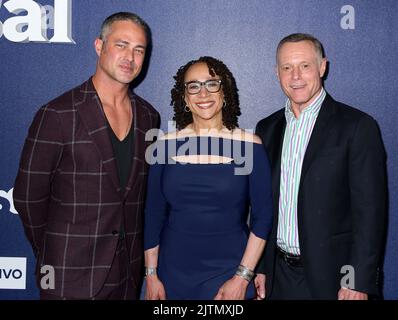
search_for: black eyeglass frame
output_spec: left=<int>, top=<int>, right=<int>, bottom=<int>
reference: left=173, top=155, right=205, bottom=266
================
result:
left=184, top=79, right=222, bottom=95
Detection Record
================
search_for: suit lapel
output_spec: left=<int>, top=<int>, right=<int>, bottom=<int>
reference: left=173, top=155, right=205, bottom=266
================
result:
left=75, top=78, right=121, bottom=194
left=299, top=94, right=337, bottom=188
left=123, top=92, right=145, bottom=199
left=264, top=112, right=286, bottom=235
left=271, top=116, right=286, bottom=210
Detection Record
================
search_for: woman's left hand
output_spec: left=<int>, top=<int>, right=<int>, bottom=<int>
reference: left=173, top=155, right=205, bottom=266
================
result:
left=214, top=275, right=249, bottom=300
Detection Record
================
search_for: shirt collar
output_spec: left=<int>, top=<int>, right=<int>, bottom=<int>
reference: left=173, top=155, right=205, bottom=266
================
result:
left=285, top=88, right=326, bottom=121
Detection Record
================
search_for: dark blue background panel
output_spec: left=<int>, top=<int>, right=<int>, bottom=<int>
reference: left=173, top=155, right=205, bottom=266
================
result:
left=0, top=0, right=397, bottom=299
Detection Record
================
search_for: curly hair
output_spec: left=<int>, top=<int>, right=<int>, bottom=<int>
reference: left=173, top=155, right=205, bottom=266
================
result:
left=171, top=56, right=241, bottom=130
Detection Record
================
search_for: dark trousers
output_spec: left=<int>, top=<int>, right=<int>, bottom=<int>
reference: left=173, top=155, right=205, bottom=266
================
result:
left=269, top=250, right=312, bottom=300
left=40, top=239, right=137, bottom=300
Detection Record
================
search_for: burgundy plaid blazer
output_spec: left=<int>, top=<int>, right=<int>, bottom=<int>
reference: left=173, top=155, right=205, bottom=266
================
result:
left=13, top=78, right=160, bottom=299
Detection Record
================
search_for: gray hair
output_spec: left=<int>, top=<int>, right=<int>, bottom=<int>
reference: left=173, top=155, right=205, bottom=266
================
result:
left=99, top=12, right=151, bottom=44
left=276, top=33, right=325, bottom=62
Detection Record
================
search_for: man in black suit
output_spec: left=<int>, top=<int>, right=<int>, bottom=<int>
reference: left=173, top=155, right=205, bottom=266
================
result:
left=255, top=33, right=387, bottom=300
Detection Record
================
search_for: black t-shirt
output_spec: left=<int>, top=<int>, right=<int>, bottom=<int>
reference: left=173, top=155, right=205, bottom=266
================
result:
left=107, top=123, right=134, bottom=192
left=107, top=122, right=134, bottom=240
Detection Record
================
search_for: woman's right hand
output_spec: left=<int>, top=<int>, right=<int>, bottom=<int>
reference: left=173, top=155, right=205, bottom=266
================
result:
left=145, top=275, right=166, bottom=300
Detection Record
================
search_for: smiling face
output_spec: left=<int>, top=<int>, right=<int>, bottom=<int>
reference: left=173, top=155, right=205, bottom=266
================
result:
left=184, top=62, right=225, bottom=129
left=95, top=20, right=147, bottom=85
left=277, top=40, right=327, bottom=112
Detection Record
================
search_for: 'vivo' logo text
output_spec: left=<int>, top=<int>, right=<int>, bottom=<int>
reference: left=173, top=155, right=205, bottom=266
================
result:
left=0, top=257, right=26, bottom=289
left=0, top=0, right=74, bottom=43
left=0, top=268, right=23, bottom=279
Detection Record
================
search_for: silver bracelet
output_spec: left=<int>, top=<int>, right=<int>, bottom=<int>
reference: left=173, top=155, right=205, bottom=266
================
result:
left=235, top=264, right=255, bottom=282
left=145, top=267, right=157, bottom=277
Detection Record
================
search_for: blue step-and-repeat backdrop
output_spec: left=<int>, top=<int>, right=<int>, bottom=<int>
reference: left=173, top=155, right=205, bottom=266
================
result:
left=0, top=0, right=397, bottom=299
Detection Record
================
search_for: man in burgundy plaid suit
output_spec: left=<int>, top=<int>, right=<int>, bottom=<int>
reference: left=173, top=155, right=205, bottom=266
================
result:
left=13, top=12, right=160, bottom=299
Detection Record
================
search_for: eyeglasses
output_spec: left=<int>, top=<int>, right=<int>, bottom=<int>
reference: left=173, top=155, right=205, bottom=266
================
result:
left=184, top=79, right=222, bottom=95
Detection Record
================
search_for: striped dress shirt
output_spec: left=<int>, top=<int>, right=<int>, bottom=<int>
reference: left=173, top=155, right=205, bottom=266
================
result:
left=277, top=88, right=326, bottom=255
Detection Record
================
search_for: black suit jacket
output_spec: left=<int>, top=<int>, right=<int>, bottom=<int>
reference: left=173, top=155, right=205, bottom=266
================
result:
left=255, top=94, right=387, bottom=299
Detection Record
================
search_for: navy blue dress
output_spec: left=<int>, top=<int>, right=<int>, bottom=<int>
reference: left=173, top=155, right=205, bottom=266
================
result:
left=144, top=136, right=272, bottom=299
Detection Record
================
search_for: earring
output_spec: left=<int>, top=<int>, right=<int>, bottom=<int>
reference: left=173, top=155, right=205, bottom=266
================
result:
left=222, top=101, right=227, bottom=108
left=184, top=105, right=191, bottom=112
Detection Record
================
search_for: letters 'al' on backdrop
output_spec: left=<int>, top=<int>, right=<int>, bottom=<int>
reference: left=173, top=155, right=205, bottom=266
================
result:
left=0, top=0, right=397, bottom=299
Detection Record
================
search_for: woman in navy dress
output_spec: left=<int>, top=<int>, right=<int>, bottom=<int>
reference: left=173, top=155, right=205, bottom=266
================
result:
left=144, top=56, right=272, bottom=300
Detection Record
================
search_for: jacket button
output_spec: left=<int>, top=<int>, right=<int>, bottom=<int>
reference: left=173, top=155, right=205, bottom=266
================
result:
left=112, top=230, right=119, bottom=235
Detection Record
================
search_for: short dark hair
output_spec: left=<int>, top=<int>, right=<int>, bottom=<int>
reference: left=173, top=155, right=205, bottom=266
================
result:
left=171, top=56, right=241, bottom=131
left=276, top=33, right=325, bottom=62
left=99, top=12, right=151, bottom=44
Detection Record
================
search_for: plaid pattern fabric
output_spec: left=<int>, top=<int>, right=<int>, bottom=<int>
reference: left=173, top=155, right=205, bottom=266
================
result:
left=13, top=78, right=160, bottom=299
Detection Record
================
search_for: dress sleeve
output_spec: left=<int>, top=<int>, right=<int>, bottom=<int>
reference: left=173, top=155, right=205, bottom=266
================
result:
left=248, top=143, right=273, bottom=240
left=144, top=158, right=168, bottom=250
